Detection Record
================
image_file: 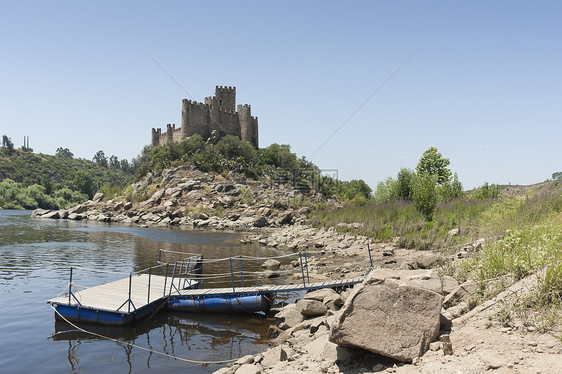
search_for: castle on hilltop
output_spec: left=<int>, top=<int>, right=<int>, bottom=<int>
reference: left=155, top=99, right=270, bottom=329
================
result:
left=151, top=86, right=259, bottom=148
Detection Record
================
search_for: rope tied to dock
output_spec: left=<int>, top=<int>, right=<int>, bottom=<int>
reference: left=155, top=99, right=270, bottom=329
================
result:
left=49, top=304, right=241, bottom=367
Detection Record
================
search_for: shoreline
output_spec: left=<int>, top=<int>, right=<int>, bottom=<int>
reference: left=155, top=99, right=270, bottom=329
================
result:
left=31, top=166, right=562, bottom=373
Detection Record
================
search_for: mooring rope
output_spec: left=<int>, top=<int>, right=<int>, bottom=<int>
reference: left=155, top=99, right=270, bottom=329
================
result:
left=49, top=304, right=240, bottom=367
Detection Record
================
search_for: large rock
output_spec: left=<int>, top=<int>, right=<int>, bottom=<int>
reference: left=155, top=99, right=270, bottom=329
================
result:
left=443, top=280, right=479, bottom=309
left=329, top=275, right=442, bottom=363
left=261, top=259, right=281, bottom=270
left=253, top=216, right=268, bottom=228
left=414, top=252, right=442, bottom=269
left=191, top=211, right=209, bottom=220
left=296, top=299, right=328, bottom=317
left=442, top=275, right=460, bottom=295
left=304, top=288, right=339, bottom=302
left=165, top=186, right=182, bottom=197
left=92, top=192, right=104, bottom=203
left=178, top=180, right=200, bottom=192
left=43, top=210, right=61, bottom=219
left=31, top=208, right=50, bottom=218
left=235, top=364, right=261, bottom=374
left=304, top=288, right=343, bottom=311
left=260, top=345, right=287, bottom=367
left=68, top=204, right=88, bottom=214
left=366, top=268, right=443, bottom=294
left=278, top=211, right=293, bottom=225
left=148, top=189, right=165, bottom=204
left=275, top=303, right=305, bottom=330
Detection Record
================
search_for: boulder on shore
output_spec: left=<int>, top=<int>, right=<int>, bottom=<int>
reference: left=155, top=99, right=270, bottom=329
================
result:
left=92, top=192, right=104, bottom=203
left=329, top=273, right=443, bottom=363
left=275, top=303, right=305, bottom=330
left=296, top=299, right=328, bottom=317
left=443, top=279, right=479, bottom=309
left=261, top=259, right=281, bottom=270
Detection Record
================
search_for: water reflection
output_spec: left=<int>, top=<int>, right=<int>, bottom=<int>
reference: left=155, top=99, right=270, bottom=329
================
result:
left=0, top=210, right=276, bottom=374
left=51, top=312, right=272, bottom=373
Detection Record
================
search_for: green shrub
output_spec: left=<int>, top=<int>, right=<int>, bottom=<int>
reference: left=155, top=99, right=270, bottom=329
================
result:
left=337, top=179, right=372, bottom=201
left=372, top=177, right=399, bottom=204
left=474, top=182, right=499, bottom=200
left=396, top=168, right=414, bottom=201
left=411, top=173, right=438, bottom=221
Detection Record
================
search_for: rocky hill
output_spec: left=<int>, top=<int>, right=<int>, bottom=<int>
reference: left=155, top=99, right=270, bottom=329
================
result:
left=32, top=165, right=331, bottom=232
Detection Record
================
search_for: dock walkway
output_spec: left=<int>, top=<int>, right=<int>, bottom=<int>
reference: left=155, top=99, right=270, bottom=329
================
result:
left=48, top=274, right=197, bottom=313
left=176, top=277, right=365, bottom=298
left=48, top=247, right=373, bottom=325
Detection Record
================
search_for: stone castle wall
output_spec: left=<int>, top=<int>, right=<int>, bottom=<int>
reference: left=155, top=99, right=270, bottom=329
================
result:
left=152, top=86, right=258, bottom=148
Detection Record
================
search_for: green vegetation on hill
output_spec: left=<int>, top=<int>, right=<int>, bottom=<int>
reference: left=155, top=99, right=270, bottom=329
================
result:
left=0, top=144, right=134, bottom=210
left=1, top=133, right=373, bottom=210
left=133, top=134, right=367, bottom=199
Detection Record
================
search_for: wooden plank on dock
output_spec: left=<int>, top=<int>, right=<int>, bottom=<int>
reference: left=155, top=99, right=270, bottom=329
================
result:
left=48, top=274, right=176, bottom=312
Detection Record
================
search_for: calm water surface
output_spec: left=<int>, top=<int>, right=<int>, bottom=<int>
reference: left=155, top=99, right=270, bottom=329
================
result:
left=0, top=210, right=280, bottom=373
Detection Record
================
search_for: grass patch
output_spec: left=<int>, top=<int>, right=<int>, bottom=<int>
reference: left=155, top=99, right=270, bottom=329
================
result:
left=311, top=182, right=562, bottom=252
left=312, top=181, right=562, bottom=329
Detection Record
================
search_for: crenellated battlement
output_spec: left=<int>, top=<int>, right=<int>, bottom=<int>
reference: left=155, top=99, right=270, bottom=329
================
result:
left=152, top=86, right=258, bottom=148
left=216, top=85, right=235, bottom=92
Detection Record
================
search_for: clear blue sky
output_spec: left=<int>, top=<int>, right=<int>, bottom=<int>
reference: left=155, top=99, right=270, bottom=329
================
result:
left=1, top=1, right=560, bottom=190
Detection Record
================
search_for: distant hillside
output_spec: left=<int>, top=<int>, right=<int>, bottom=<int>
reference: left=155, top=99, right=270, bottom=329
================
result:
left=0, top=147, right=134, bottom=210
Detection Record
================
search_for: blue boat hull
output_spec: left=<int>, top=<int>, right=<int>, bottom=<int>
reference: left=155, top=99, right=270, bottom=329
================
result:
left=52, top=298, right=168, bottom=326
left=168, top=294, right=272, bottom=314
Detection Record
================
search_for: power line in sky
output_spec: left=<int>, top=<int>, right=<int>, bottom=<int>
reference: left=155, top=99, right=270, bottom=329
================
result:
left=309, top=52, right=416, bottom=158
left=145, top=51, right=194, bottom=100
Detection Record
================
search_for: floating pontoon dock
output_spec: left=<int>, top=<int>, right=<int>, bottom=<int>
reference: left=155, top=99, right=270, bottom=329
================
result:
left=48, top=274, right=197, bottom=325
left=49, top=246, right=373, bottom=325
left=48, top=254, right=203, bottom=325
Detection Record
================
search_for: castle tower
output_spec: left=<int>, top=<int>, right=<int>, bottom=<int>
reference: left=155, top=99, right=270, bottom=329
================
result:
left=151, top=128, right=161, bottom=147
left=166, top=124, right=174, bottom=143
left=238, top=104, right=259, bottom=148
left=181, top=99, right=191, bottom=138
left=151, top=86, right=258, bottom=149
left=214, top=86, right=236, bottom=112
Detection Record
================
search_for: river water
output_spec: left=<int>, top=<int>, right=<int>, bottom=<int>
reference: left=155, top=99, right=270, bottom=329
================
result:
left=0, top=210, right=282, bottom=373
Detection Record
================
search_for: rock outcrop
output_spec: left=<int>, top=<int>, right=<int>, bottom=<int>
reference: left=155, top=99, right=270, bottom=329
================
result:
left=329, top=271, right=443, bottom=363
left=32, top=166, right=332, bottom=236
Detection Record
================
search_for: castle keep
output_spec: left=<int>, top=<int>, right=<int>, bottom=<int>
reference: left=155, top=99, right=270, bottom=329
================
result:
left=151, top=86, right=259, bottom=148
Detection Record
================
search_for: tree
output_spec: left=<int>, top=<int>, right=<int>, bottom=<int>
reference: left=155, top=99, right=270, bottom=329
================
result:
left=259, top=143, right=298, bottom=169
left=338, top=179, right=372, bottom=202
left=411, top=173, right=438, bottom=221
left=416, top=147, right=452, bottom=185
left=552, top=172, right=562, bottom=181
left=396, top=168, right=414, bottom=201
left=56, top=147, right=74, bottom=158
left=93, top=150, right=108, bottom=167
left=41, top=174, right=53, bottom=195
left=109, top=155, right=120, bottom=169
left=474, top=182, right=499, bottom=199
left=451, top=172, right=463, bottom=198
left=120, top=159, right=132, bottom=174
left=75, top=170, right=95, bottom=199
left=2, top=135, right=14, bottom=154
left=372, top=177, right=398, bottom=204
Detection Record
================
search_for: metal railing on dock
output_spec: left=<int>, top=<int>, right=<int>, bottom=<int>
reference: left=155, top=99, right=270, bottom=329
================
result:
left=52, top=243, right=374, bottom=316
